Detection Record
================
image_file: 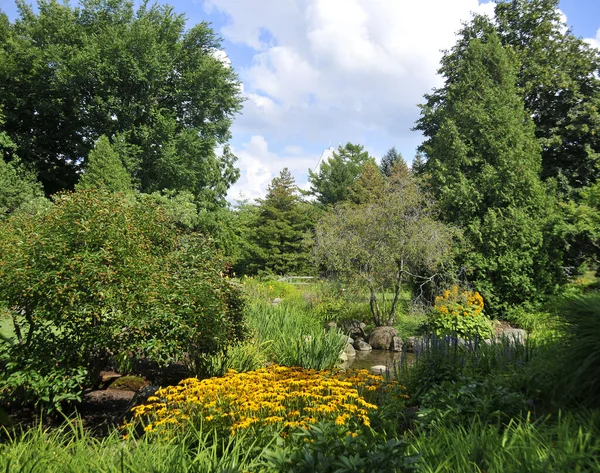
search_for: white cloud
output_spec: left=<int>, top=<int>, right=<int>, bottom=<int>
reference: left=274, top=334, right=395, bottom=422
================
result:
left=585, top=28, right=600, bottom=50
left=227, top=135, right=318, bottom=202
left=205, top=0, right=503, bottom=199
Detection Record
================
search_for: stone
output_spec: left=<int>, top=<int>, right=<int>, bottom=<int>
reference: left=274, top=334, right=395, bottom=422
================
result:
left=370, top=365, right=388, bottom=375
left=340, top=319, right=367, bottom=339
left=501, top=328, right=528, bottom=343
left=271, top=297, right=283, bottom=305
left=391, top=336, right=403, bottom=352
left=404, top=336, right=418, bottom=352
left=340, top=352, right=349, bottom=362
left=368, top=326, right=399, bottom=350
left=354, top=340, right=372, bottom=351
left=344, top=343, right=356, bottom=357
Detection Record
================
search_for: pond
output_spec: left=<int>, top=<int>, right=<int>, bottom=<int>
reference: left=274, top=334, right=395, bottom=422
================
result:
left=341, top=349, right=414, bottom=372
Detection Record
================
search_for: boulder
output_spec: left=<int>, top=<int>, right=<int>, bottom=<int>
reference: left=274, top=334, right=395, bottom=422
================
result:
left=324, top=321, right=337, bottom=331
left=501, top=328, right=528, bottom=343
left=271, top=297, right=283, bottom=305
left=340, top=319, right=367, bottom=339
left=368, top=326, right=399, bottom=350
left=404, top=336, right=418, bottom=353
left=354, top=340, right=372, bottom=351
left=344, top=343, right=356, bottom=357
left=391, top=336, right=403, bottom=352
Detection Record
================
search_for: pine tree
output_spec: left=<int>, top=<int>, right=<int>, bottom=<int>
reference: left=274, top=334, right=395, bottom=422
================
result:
left=249, top=169, right=316, bottom=275
left=416, top=32, right=558, bottom=314
left=379, top=147, right=404, bottom=178
left=77, top=136, right=132, bottom=193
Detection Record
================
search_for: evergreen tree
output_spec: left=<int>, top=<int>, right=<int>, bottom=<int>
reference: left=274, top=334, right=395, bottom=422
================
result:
left=76, top=136, right=132, bottom=193
left=349, top=161, right=386, bottom=204
left=308, top=143, right=372, bottom=206
left=249, top=169, right=316, bottom=275
left=379, top=147, right=405, bottom=178
left=416, top=32, right=558, bottom=314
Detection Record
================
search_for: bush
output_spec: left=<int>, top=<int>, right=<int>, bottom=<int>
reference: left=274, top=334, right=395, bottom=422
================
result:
left=263, top=422, right=418, bottom=473
left=428, top=286, right=492, bottom=339
left=0, top=189, right=245, bottom=408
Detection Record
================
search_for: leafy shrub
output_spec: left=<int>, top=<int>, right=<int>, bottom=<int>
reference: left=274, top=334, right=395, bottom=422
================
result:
left=0, top=189, right=245, bottom=408
left=417, top=377, right=529, bottom=428
left=428, top=286, right=492, bottom=339
left=128, top=366, right=396, bottom=439
left=263, top=422, right=418, bottom=472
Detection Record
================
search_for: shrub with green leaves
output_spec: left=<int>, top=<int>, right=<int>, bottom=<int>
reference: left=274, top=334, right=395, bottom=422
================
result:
left=428, top=286, right=493, bottom=339
left=0, top=188, right=245, bottom=407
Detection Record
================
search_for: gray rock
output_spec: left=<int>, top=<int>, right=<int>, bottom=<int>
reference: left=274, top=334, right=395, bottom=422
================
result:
left=340, top=352, right=349, bottom=362
left=370, top=365, right=388, bottom=375
left=354, top=340, right=373, bottom=351
left=340, top=319, right=367, bottom=339
left=501, top=328, right=528, bottom=342
left=344, top=343, right=356, bottom=357
left=368, top=326, right=399, bottom=350
left=271, top=297, right=283, bottom=305
left=404, top=336, right=418, bottom=352
left=391, top=336, right=403, bottom=352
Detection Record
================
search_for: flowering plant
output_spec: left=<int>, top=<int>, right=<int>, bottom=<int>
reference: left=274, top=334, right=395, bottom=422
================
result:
left=127, top=365, right=406, bottom=438
left=428, top=286, right=492, bottom=339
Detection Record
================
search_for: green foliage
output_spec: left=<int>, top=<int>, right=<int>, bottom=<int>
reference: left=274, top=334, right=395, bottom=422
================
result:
left=379, top=147, right=405, bottom=178
left=416, top=31, right=559, bottom=315
left=190, top=338, right=268, bottom=379
left=315, top=167, right=454, bottom=326
left=245, top=169, right=317, bottom=276
left=555, top=294, right=600, bottom=407
left=245, top=300, right=346, bottom=370
left=411, top=412, right=600, bottom=473
left=417, top=377, right=528, bottom=428
left=308, top=143, right=373, bottom=206
left=0, top=1, right=242, bottom=201
left=263, top=422, right=417, bottom=473
left=0, top=157, right=45, bottom=218
left=427, top=286, right=493, bottom=340
left=0, top=188, right=245, bottom=407
left=0, top=419, right=273, bottom=472
left=76, top=135, right=132, bottom=193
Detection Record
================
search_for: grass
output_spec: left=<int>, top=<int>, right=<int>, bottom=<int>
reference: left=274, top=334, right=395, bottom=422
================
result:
left=410, top=411, right=600, bottom=473
left=0, top=418, right=275, bottom=473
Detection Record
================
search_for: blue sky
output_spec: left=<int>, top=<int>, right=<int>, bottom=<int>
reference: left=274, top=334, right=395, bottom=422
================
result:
left=1, top=0, right=599, bottom=202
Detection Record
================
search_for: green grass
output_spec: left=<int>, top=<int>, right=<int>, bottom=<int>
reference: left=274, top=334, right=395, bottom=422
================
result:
left=0, top=418, right=276, bottom=473
left=410, top=411, right=600, bottom=473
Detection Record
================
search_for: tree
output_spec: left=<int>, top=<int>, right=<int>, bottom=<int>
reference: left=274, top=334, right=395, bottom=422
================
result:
left=315, top=169, right=454, bottom=326
left=441, top=1, right=600, bottom=197
left=308, top=143, right=372, bottom=205
left=415, top=32, right=559, bottom=314
left=0, top=188, right=245, bottom=406
left=0, top=1, right=243, bottom=205
left=349, top=160, right=386, bottom=204
left=76, top=135, right=132, bottom=193
left=379, top=147, right=406, bottom=178
left=246, top=169, right=316, bottom=275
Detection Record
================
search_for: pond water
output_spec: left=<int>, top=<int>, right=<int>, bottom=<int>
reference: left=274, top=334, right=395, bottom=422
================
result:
left=341, top=349, right=414, bottom=372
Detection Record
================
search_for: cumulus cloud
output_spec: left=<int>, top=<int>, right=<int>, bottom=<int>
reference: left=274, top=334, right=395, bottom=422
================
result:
left=585, top=28, right=600, bottom=50
left=204, top=0, right=500, bottom=200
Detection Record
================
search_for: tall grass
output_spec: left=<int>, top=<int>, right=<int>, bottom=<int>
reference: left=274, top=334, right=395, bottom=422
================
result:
left=0, top=418, right=275, bottom=472
left=555, top=294, right=600, bottom=407
left=410, top=411, right=600, bottom=473
left=246, top=299, right=346, bottom=370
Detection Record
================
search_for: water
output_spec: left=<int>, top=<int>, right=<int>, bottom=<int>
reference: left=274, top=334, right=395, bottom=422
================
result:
left=341, top=349, right=414, bottom=371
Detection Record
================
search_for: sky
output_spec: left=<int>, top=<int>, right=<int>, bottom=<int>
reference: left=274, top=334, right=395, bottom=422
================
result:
left=1, top=0, right=599, bottom=203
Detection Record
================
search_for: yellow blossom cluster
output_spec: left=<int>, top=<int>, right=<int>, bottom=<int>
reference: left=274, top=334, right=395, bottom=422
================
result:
left=128, top=365, right=405, bottom=437
left=434, top=285, right=484, bottom=318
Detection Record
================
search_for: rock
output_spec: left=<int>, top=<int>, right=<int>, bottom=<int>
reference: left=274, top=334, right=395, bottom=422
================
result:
left=370, top=365, right=388, bottom=375
left=271, top=297, right=283, bottom=305
left=391, top=336, right=403, bottom=352
left=368, top=326, right=399, bottom=350
left=340, top=319, right=367, bottom=339
left=404, top=336, right=418, bottom=352
left=344, top=343, right=356, bottom=357
left=354, top=340, right=372, bottom=351
left=344, top=336, right=354, bottom=345
left=100, top=370, right=122, bottom=387
left=340, top=352, right=349, bottom=362
left=501, top=328, right=528, bottom=343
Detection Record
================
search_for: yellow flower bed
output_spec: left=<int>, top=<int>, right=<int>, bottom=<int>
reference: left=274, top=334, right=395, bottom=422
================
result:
left=128, top=365, right=405, bottom=436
